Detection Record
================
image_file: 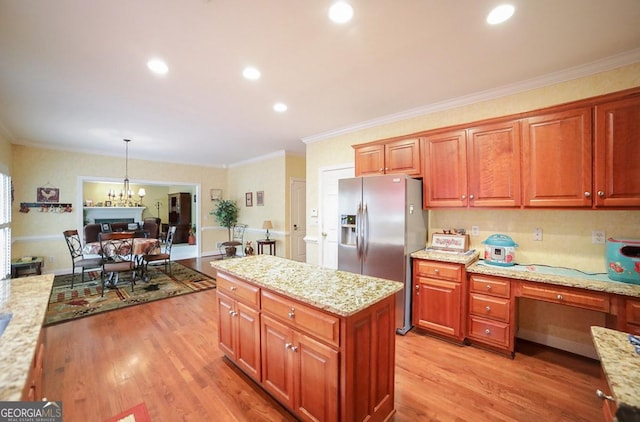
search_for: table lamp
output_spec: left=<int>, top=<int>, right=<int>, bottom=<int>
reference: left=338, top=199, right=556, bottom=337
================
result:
left=262, top=220, right=273, bottom=240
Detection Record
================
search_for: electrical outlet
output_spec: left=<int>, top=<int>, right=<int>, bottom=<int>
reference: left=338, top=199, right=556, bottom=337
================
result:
left=592, top=230, right=606, bottom=244
left=533, top=227, right=543, bottom=241
left=471, top=226, right=479, bottom=236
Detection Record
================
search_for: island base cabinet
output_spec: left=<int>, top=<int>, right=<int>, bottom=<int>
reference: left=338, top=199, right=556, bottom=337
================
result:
left=217, top=292, right=261, bottom=381
left=261, top=314, right=338, bottom=422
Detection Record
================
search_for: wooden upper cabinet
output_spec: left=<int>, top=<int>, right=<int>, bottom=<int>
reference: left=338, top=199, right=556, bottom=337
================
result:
left=423, top=130, right=467, bottom=207
left=467, top=120, right=521, bottom=207
left=594, top=95, right=640, bottom=207
left=521, top=107, right=592, bottom=207
left=354, top=137, right=421, bottom=177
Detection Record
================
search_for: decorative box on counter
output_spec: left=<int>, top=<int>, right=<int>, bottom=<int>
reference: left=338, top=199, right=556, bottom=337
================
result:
left=430, top=233, right=470, bottom=252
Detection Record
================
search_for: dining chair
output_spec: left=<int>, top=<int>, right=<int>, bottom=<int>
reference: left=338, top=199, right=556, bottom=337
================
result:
left=219, top=223, right=248, bottom=258
left=98, top=231, right=138, bottom=296
left=142, top=226, right=176, bottom=276
left=63, top=229, right=104, bottom=289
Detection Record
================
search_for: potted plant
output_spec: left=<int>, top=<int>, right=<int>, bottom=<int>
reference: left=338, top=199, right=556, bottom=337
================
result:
left=211, top=199, right=239, bottom=255
left=188, top=224, right=196, bottom=245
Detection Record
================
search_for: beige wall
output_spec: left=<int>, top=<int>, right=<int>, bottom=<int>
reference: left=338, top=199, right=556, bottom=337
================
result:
left=305, top=62, right=640, bottom=271
left=226, top=152, right=306, bottom=257
left=11, top=145, right=229, bottom=272
left=0, top=131, right=11, bottom=172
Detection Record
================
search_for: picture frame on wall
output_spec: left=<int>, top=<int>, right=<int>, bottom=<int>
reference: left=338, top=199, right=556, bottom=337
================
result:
left=210, top=189, right=222, bottom=201
left=37, top=186, right=60, bottom=203
left=256, top=191, right=264, bottom=206
left=245, top=192, right=253, bottom=207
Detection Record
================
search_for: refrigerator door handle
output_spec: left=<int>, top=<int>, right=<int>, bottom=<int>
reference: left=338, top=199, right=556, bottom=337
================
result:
left=362, top=202, right=369, bottom=258
left=356, top=201, right=363, bottom=259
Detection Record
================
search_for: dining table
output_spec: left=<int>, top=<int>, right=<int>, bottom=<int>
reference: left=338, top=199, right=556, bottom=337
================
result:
left=82, top=235, right=161, bottom=283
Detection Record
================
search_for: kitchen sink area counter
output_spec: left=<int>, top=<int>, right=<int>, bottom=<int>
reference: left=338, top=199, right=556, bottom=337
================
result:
left=210, top=254, right=403, bottom=316
left=591, top=326, right=640, bottom=421
left=0, top=274, right=54, bottom=401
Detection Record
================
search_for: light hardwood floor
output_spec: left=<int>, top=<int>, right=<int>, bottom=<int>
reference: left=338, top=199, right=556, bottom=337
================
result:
left=43, top=257, right=603, bottom=421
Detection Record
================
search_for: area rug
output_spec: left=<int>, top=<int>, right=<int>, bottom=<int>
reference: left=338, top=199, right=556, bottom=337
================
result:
left=104, top=402, right=151, bottom=422
left=44, top=262, right=216, bottom=326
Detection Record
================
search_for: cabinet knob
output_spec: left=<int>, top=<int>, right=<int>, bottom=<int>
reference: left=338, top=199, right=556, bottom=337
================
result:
left=290, top=345, right=298, bottom=352
left=379, top=168, right=384, bottom=173
left=228, top=309, right=234, bottom=315
left=595, top=389, right=614, bottom=402
left=384, top=167, right=389, bottom=172
left=285, top=342, right=292, bottom=350
left=485, top=306, right=491, bottom=312
left=230, top=286, right=237, bottom=291
left=584, top=191, right=591, bottom=198
left=433, top=268, right=439, bottom=274
left=598, top=191, right=605, bottom=198
left=556, top=294, right=564, bottom=301
left=469, top=194, right=475, bottom=200
left=288, top=307, right=296, bottom=319
left=461, top=195, right=466, bottom=200
left=486, top=285, right=492, bottom=291
left=484, top=328, right=491, bottom=335
left=415, top=284, right=420, bottom=289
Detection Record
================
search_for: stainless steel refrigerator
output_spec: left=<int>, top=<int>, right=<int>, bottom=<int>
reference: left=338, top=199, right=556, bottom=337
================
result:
left=338, top=174, right=427, bottom=334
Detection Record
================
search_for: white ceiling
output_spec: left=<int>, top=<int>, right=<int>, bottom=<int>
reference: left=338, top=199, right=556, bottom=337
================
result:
left=1, top=0, right=639, bottom=168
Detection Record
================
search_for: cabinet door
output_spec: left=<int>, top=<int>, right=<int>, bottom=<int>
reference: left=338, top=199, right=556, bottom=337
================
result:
left=354, top=144, right=385, bottom=176
left=385, top=137, right=422, bottom=176
left=236, top=301, right=261, bottom=381
left=594, top=95, right=640, bottom=207
left=423, top=130, right=467, bottom=208
left=261, top=314, right=295, bottom=409
left=217, top=292, right=236, bottom=359
left=413, top=276, right=462, bottom=338
left=295, top=333, right=339, bottom=422
left=467, top=120, right=521, bottom=207
left=522, top=108, right=592, bottom=207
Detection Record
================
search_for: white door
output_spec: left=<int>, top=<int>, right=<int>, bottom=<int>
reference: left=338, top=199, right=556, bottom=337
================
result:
left=320, top=166, right=354, bottom=269
left=290, top=178, right=306, bottom=262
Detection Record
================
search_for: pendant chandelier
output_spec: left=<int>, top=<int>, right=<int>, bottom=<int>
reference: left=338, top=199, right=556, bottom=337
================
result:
left=107, top=139, right=137, bottom=206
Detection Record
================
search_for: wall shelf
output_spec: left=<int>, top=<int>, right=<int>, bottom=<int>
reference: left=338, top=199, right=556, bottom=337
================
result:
left=19, top=202, right=73, bottom=213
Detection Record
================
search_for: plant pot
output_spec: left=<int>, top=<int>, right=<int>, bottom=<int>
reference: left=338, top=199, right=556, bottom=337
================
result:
left=188, top=235, right=196, bottom=245
left=225, top=245, right=237, bottom=257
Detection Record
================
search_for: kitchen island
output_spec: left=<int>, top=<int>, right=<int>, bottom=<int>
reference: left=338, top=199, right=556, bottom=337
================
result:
left=211, top=254, right=403, bottom=422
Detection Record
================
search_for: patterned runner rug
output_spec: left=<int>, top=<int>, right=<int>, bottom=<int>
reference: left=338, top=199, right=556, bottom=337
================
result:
left=44, top=262, right=216, bottom=326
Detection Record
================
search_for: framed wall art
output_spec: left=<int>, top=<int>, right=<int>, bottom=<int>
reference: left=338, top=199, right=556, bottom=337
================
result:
left=37, top=186, right=60, bottom=203
left=210, top=189, right=222, bottom=201
left=245, top=192, right=253, bottom=207
left=256, top=191, right=264, bottom=206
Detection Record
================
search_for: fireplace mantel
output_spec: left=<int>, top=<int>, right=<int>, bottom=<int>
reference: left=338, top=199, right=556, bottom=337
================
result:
left=83, top=207, right=145, bottom=223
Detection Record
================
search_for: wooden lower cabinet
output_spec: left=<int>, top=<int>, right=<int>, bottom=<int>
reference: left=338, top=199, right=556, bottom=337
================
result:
left=412, top=259, right=465, bottom=342
left=466, top=274, right=514, bottom=355
left=21, top=329, right=46, bottom=401
left=216, top=269, right=397, bottom=422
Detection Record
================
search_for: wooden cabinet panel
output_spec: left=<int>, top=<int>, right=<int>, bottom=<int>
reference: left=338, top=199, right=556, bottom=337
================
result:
left=217, top=272, right=260, bottom=308
left=21, top=329, right=45, bottom=401
left=468, top=316, right=511, bottom=348
left=519, top=282, right=609, bottom=313
left=469, top=274, right=510, bottom=298
left=413, top=276, right=462, bottom=338
left=522, top=108, right=592, bottom=207
left=423, top=130, right=467, bottom=208
left=168, top=192, right=192, bottom=243
left=414, top=259, right=462, bottom=281
left=469, top=293, right=510, bottom=323
left=594, top=95, right=640, bottom=207
left=261, top=314, right=295, bottom=409
left=467, top=120, right=521, bottom=207
left=354, top=144, right=385, bottom=176
left=385, top=137, right=421, bottom=176
left=261, top=290, right=340, bottom=347
left=354, top=137, right=421, bottom=177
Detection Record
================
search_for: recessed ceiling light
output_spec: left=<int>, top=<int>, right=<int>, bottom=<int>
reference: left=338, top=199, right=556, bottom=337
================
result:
left=328, top=1, right=353, bottom=24
left=242, top=66, right=261, bottom=80
left=487, top=4, right=515, bottom=25
left=273, top=102, right=288, bottom=113
left=147, top=58, right=169, bottom=75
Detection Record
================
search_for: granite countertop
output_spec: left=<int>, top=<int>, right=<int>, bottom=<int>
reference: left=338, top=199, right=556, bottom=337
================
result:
left=0, top=274, right=54, bottom=401
left=211, top=255, right=403, bottom=317
left=467, top=260, right=640, bottom=298
left=591, top=326, right=640, bottom=417
left=411, top=249, right=480, bottom=266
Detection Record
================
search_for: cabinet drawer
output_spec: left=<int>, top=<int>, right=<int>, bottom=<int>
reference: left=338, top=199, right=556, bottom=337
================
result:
left=468, top=316, right=510, bottom=348
left=414, top=260, right=461, bottom=281
left=216, top=272, right=260, bottom=308
left=626, top=299, right=640, bottom=326
left=469, top=274, right=510, bottom=298
left=261, top=290, right=340, bottom=347
left=519, top=282, right=609, bottom=313
left=469, top=293, right=510, bottom=322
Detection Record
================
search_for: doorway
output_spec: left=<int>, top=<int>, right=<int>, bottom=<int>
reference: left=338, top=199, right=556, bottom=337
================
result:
left=319, top=165, right=354, bottom=269
left=290, top=178, right=306, bottom=262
